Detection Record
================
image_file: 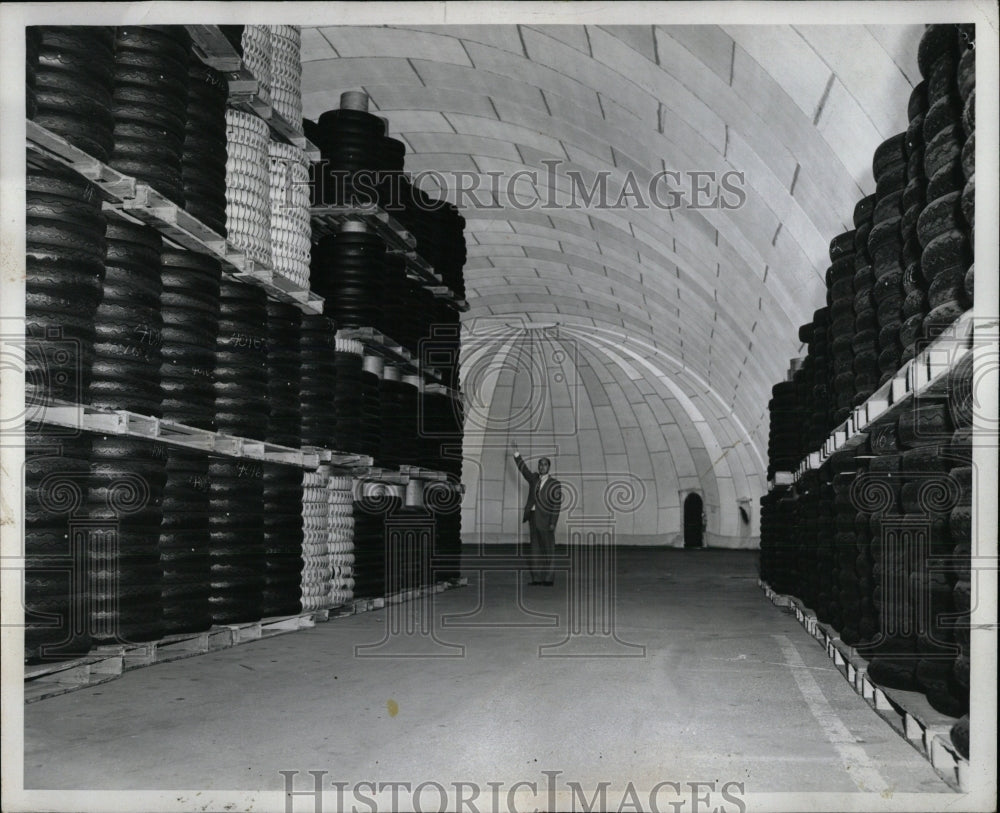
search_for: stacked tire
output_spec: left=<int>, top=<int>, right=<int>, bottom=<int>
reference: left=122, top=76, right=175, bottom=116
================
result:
left=261, top=463, right=305, bottom=617
left=33, top=27, right=116, bottom=161
left=419, top=390, right=464, bottom=477
left=25, top=165, right=107, bottom=405
left=809, top=309, right=834, bottom=448
left=214, top=280, right=269, bottom=440
left=225, top=109, right=271, bottom=267
left=26, top=27, right=41, bottom=119
left=109, top=26, right=191, bottom=207
left=958, top=28, right=975, bottom=306
left=948, top=353, right=973, bottom=757
left=159, top=249, right=221, bottom=430
left=87, top=436, right=168, bottom=644
left=207, top=459, right=264, bottom=624
left=301, top=469, right=333, bottom=611
left=269, top=142, right=312, bottom=287
left=899, top=80, right=930, bottom=372
left=239, top=26, right=272, bottom=107
left=265, top=301, right=302, bottom=447
left=269, top=26, right=303, bottom=132
left=312, top=100, right=387, bottom=206
left=331, top=338, right=365, bottom=454
left=310, top=224, right=386, bottom=329
left=759, top=486, right=796, bottom=595
left=767, top=381, right=800, bottom=477
left=299, top=314, right=338, bottom=448
left=360, top=356, right=384, bottom=461
left=183, top=56, right=229, bottom=236
left=917, top=24, right=972, bottom=350
left=868, top=133, right=909, bottom=376
left=353, top=483, right=400, bottom=599
left=23, top=425, right=93, bottom=662
left=88, top=216, right=164, bottom=417
left=328, top=476, right=356, bottom=605
left=159, top=448, right=212, bottom=634
left=827, top=228, right=858, bottom=423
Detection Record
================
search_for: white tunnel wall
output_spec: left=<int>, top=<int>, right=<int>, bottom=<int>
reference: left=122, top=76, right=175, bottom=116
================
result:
left=458, top=322, right=762, bottom=547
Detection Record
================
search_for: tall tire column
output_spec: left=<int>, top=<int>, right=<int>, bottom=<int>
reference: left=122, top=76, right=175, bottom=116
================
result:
left=23, top=426, right=93, bottom=662
left=183, top=56, right=229, bottom=236
left=108, top=26, right=191, bottom=207
left=207, top=459, right=264, bottom=624
left=159, top=448, right=212, bottom=634
left=947, top=353, right=973, bottom=758
left=868, top=133, right=908, bottom=378
left=225, top=109, right=272, bottom=268
left=214, top=280, right=269, bottom=441
left=269, top=142, right=312, bottom=288
left=262, top=463, right=305, bottom=617
left=898, top=401, right=963, bottom=715
left=330, top=338, right=365, bottom=455
left=301, top=469, right=332, bottom=612
left=299, top=314, right=338, bottom=449
left=863, top=441, right=916, bottom=689
left=33, top=26, right=116, bottom=161
left=827, top=228, right=858, bottom=424
left=25, top=165, right=107, bottom=405
left=88, top=216, right=164, bottom=417
left=86, top=436, right=168, bottom=644
left=917, top=25, right=972, bottom=345
left=265, top=301, right=302, bottom=448
left=958, top=28, right=975, bottom=306
left=328, top=475, right=356, bottom=606
left=311, top=222, right=386, bottom=330
left=159, top=249, right=221, bottom=430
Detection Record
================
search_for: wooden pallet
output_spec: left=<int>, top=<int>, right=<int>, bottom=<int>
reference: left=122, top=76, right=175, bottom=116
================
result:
left=110, top=184, right=324, bottom=316
left=759, top=580, right=969, bottom=791
left=25, top=120, right=137, bottom=200
left=23, top=583, right=466, bottom=701
left=25, top=398, right=379, bottom=471
left=335, top=326, right=443, bottom=380
left=795, top=310, right=975, bottom=479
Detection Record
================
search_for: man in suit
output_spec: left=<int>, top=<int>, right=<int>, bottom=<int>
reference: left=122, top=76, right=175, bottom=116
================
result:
left=510, top=440, right=561, bottom=586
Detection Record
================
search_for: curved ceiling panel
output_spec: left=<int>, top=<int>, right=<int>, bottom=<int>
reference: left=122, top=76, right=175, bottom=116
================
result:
left=301, top=24, right=924, bottom=544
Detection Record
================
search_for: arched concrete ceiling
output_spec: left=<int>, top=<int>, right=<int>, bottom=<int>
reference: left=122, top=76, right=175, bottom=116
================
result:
left=301, top=24, right=923, bottom=528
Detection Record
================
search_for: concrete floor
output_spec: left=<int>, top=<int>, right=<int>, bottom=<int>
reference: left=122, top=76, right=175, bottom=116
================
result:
left=22, top=548, right=954, bottom=801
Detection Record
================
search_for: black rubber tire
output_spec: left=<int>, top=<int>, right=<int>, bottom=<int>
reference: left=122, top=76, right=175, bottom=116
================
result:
left=922, top=229, right=971, bottom=285
left=963, top=264, right=974, bottom=303
left=928, top=265, right=968, bottom=309
left=961, top=132, right=974, bottom=183
left=902, top=289, right=927, bottom=319
left=927, top=158, right=966, bottom=201
left=917, top=192, right=965, bottom=249
left=924, top=126, right=963, bottom=180
left=962, top=86, right=974, bottom=138
left=872, top=134, right=907, bottom=181
left=923, top=94, right=963, bottom=144
left=918, top=25, right=959, bottom=79
left=853, top=195, right=877, bottom=228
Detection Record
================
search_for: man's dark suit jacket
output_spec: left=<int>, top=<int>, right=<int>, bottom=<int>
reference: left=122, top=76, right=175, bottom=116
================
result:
left=515, top=455, right=562, bottom=530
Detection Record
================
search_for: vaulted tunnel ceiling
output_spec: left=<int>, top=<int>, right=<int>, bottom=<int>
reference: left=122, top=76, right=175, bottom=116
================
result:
left=300, top=23, right=924, bottom=540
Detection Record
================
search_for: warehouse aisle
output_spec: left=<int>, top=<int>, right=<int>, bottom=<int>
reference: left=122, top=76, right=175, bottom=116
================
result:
left=23, top=550, right=952, bottom=794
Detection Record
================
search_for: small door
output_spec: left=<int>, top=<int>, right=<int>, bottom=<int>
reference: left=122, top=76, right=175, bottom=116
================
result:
left=683, top=492, right=704, bottom=548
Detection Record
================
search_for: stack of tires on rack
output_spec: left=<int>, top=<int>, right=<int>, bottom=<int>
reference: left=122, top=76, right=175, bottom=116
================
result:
left=759, top=24, right=975, bottom=761
left=23, top=24, right=467, bottom=665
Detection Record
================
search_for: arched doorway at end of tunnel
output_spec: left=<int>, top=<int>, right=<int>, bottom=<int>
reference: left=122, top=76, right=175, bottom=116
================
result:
left=683, top=492, right=704, bottom=548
